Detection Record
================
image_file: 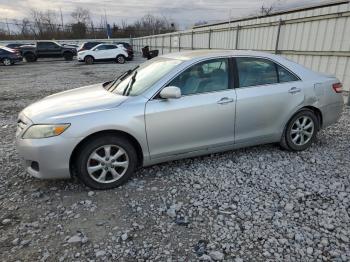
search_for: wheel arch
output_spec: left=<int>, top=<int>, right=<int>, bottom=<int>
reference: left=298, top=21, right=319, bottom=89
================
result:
left=282, top=105, right=323, bottom=133
left=302, top=105, right=323, bottom=129
left=63, top=50, right=74, bottom=55
left=23, top=51, right=36, bottom=57
left=84, top=54, right=94, bottom=60
left=69, top=129, right=144, bottom=178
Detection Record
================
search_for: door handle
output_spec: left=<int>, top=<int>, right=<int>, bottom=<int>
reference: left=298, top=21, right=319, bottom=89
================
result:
left=288, top=87, right=301, bottom=94
left=217, top=97, right=234, bottom=104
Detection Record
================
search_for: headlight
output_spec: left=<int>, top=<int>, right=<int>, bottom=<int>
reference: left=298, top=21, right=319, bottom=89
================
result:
left=22, top=124, right=70, bottom=139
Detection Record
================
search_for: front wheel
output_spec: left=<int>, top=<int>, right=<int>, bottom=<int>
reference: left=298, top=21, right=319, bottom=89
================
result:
left=2, top=58, right=12, bottom=66
left=76, top=135, right=138, bottom=189
left=64, top=52, right=73, bottom=61
left=281, top=109, right=319, bottom=151
left=116, top=55, right=126, bottom=64
left=84, top=56, right=94, bottom=65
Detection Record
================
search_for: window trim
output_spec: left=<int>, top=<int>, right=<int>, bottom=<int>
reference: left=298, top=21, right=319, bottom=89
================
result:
left=152, top=57, right=234, bottom=100
left=233, top=56, right=301, bottom=89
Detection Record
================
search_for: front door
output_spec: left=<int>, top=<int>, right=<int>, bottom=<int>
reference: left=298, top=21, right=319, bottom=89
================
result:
left=145, top=58, right=236, bottom=159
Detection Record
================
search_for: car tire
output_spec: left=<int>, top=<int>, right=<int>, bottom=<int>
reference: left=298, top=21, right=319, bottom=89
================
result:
left=64, top=52, right=73, bottom=61
left=24, top=53, right=36, bottom=62
left=280, top=109, right=319, bottom=151
left=84, top=56, right=94, bottom=65
left=2, top=58, right=12, bottom=66
left=76, top=135, right=138, bottom=190
left=116, top=55, right=126, bottom=64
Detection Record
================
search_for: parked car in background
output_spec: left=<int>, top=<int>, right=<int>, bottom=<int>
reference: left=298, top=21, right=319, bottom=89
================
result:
left=0, top=46, right=22, bottom=66
left=16, top=50, right=343, bottom=189
left=77, top=44, right=128, bottom=64
left=116, top=42, right=134, bottom=60
left=62, top=43, right=79, bottom=49
left=6, top=43, right=33, bottom=51
left=20, top=41, right=77, bottom=62
left=78, top=41, right=105, bottom=52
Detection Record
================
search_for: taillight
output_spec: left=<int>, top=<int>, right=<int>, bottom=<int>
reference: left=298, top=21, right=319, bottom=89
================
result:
left=78, top=48, right=85, bottom=52
left=332, top=83, right=342, bottom=93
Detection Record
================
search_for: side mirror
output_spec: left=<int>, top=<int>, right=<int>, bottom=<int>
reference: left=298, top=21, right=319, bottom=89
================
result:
left=160, top=86, right=181, bottom=99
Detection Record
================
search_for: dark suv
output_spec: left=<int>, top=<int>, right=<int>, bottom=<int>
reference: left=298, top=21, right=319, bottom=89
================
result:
left=20, top=41, right=77, bottom=62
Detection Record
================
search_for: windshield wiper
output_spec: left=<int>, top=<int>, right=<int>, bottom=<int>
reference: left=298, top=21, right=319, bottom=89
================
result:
left=123, top=71, right=138, bottom=96
left=107, top=65, right=139, bottom=92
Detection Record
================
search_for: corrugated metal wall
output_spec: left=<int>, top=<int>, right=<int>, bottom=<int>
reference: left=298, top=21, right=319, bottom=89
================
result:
left=133, top=1, right=350, bottom=96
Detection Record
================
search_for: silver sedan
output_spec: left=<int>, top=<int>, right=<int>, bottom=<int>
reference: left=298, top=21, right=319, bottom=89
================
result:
left=16, top=50, right=344, bottom=189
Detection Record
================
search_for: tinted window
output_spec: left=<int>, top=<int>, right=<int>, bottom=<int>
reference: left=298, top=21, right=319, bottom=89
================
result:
left=277, top=65, right=299, bottom=83
left=39, top=42, right=59, bottom=48
left=95, top=45, right=108, bottom=50
left=168, top=58, right=229, bottom=95
left=236, top=57, right=278, bottom=87
left=105, top=45, right=117, bottom=50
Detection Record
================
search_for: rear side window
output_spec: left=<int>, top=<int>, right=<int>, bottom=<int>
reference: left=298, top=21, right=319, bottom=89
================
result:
left=277, top=64, right=299, bottom=83
left=235, top=57, right=299, bottom=88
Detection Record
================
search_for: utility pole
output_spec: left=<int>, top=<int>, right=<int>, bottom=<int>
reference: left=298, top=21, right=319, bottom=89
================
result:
left=5, top=18, right=10, bottom=36
left=60, top=8, right=64, bottom=31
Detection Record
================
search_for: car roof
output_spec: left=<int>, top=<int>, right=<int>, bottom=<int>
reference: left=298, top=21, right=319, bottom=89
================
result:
left=94, top=43, right=117, bottom=47
left=162, top=49, right=284, bottom=61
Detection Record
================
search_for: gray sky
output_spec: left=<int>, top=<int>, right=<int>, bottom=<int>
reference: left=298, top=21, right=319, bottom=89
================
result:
left=0, top=0, right=329, bottom=29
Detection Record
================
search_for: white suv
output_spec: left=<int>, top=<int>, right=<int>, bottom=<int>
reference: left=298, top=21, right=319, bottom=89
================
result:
left=77, top=44, right=128, bottom=65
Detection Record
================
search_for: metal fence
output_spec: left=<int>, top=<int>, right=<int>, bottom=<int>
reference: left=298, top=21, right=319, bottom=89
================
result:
left=133, top=0, right=350, bottom=97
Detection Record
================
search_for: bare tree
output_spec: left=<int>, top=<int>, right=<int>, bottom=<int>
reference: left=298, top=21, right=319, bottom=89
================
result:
left=260, top=5, right=274, bottom=15
left=71, top=7, right=91, bottom=24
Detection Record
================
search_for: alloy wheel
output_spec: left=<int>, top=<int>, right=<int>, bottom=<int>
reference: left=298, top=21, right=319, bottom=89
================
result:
left=117, top=56, right=125, bottom=64
left=86, top=145, right=129, bottom=184
left=290, top=116, right=314, bottom=146
left=3, top=58, right=11, bottom=66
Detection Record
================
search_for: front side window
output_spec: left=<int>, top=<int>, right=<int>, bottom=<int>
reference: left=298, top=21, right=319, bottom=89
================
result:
left=168, top=58, right=229, bottom=96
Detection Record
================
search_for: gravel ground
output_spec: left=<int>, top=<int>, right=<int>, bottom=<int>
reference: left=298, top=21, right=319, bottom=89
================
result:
left=0, top=57, right=350, bottom=261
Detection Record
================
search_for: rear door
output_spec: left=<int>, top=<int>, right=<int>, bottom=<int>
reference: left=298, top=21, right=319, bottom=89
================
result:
left=233, top=56, right=304, bottom=144
left=104, top=45, right=118, bottom=59
left=145, top=58, right=237, bottom=159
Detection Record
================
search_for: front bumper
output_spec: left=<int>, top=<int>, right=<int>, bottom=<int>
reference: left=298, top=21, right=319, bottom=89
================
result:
left=11, top=56, right=23, bottom=63
left=16, top=134, right=81, bottom=180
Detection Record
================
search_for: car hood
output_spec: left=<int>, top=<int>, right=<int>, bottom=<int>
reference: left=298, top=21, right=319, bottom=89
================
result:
left=22, top=83, right=128, bottom=123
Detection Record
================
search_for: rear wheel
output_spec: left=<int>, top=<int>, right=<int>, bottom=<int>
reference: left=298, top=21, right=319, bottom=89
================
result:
left=2, top=58, right=12, bottom=66
left=281, top=109, right=319, bottom=151
left=76, top=135, right=138, bottom=189
left=116, top=55, right=126, bottom=64
left=84, top=56, right=94, bottom=65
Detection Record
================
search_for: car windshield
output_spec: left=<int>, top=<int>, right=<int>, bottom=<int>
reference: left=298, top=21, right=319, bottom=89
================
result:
left=105, top=57, right=183, bottom=96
